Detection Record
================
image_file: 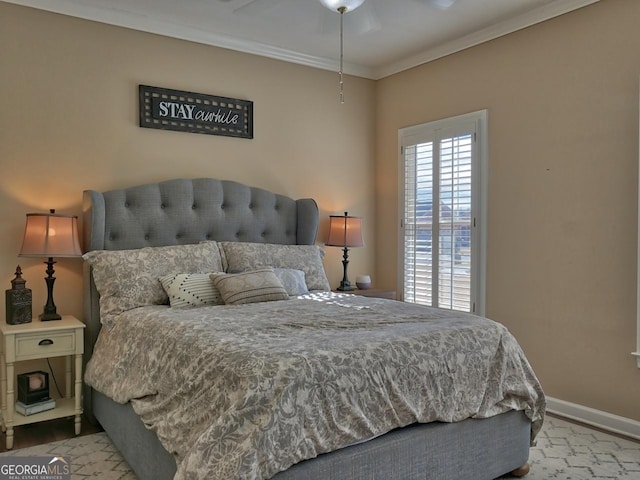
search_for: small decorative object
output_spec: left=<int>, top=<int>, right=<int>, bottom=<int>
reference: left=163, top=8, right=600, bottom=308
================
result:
left=326, top=212, right=364, bottom=291
left=17, top=371, right=50, bottom=405
left=19, top=209, right=82, bottom=321
left=6, top=265, right=32, bottom=325
left=356, top=275, right=371, bottom=290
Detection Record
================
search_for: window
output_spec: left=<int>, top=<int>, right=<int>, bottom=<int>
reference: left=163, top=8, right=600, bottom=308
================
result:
left=398, top=110, right=487, bottom=315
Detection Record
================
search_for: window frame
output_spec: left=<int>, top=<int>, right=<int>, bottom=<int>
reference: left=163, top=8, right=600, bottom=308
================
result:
left=397, top=110, right=488, bottom=316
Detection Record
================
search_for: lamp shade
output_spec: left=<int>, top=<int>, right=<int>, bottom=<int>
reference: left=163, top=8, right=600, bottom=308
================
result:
left=19, top=212, right=82, bottom=258
left=326, top=212, right=364, bottom=248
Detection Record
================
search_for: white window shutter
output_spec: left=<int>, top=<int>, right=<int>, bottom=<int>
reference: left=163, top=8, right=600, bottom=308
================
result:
left=399, top=111, right=486, bottom=314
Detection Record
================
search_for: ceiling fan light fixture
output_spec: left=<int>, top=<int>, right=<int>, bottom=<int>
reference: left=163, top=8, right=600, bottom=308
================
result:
left=318, top=0, right=365, bottom=13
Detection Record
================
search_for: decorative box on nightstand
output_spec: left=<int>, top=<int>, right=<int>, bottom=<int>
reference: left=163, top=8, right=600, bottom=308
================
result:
left=0, top=315, right=85, bottom=449
left=334, top=288, right=397, bottom=300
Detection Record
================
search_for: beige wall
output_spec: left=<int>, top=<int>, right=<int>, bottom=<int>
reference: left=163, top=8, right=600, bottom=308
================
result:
left=375, top=0, right=640, bottom=420
left=0, top=2, right=376, bottom=328
left=2, top=0, right=639, bottom=423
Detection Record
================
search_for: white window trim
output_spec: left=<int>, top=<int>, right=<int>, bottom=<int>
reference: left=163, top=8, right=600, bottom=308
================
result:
left=397, top=110, right=488, bottom=316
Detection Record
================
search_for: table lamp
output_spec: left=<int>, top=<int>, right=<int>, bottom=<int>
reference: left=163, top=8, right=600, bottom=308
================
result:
left=19, top=209, right=82, bottom=321
left=326, top=212, right=364, bottom=291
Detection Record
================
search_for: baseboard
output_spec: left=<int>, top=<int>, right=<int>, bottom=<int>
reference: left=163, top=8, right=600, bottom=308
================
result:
left=546, top=396, right=640, bottom=441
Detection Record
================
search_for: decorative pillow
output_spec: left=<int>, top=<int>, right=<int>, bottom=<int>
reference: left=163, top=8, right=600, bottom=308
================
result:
left=273, top=268, right=309, bottom=296
left=159, top=273, right=224, bottom=309
left=83, top=242, right=225, bottom=325
left=209, top=268, right=289, bottom=305
left=220, top=242, right=330, bottom=291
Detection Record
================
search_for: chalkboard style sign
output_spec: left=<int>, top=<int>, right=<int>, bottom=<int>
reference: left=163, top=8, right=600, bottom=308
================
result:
left=139, top=85, right=253, bottom=139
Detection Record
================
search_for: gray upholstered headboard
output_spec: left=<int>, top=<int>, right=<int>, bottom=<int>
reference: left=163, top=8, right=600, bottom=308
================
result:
left=82, top=178, right=318, bottom=252
left=81, top=178, right=319, bottom=416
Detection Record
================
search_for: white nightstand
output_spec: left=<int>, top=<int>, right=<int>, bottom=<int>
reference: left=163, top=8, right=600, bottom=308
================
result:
left=0, top=315, right=85, bottom=449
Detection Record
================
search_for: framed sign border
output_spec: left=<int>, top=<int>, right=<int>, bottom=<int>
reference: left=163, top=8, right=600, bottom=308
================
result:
left=139, top=85, right=253, bottom=139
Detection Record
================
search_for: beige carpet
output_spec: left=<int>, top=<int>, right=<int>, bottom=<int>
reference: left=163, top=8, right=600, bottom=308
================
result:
left=520, top=415, right=640, bottom=480
left=1, top=416, right=639, bottom=479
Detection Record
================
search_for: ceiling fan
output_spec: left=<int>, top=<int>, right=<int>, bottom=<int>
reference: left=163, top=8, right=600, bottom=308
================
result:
left=226, top=0, right=458, bottom=102
left=232, top=0, right=458, bottom=30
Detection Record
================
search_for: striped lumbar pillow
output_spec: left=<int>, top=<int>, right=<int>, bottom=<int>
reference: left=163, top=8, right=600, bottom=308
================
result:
left=209, top=268, right=289, bottom=305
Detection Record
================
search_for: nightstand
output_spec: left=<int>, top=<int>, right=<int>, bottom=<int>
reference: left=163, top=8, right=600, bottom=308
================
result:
left=0, top=315, right=85, bottom=449
left=334, top=288, right=397, bottom=300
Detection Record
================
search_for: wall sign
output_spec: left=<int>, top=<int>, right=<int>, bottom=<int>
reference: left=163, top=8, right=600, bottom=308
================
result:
left=139, top=85, right=253, bottom=139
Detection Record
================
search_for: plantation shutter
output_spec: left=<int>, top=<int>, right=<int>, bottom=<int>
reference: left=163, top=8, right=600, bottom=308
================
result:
left=399, top=112, right=486, bottom=314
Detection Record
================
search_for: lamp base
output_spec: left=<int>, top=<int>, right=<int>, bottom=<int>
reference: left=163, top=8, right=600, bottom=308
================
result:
left=41, top=258, right=61, bottom=321
left=336, top=247, right=357, bottom=292
left=40, top=312, right=62, bottom=321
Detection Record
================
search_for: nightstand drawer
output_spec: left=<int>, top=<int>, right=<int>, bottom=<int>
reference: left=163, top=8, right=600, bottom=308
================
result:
left=14, top=331, right=76, bottom=360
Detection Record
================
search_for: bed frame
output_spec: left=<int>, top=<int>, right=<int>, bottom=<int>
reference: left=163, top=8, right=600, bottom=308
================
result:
left=82, top=178, right=531, bottom=480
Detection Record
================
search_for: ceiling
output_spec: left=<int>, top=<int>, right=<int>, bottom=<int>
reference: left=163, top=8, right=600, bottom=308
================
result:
left=6, top=0, right=599, bottom=79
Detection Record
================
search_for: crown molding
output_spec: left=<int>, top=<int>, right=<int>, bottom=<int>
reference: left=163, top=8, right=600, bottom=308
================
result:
left=3, top=0, right=375, bottom=78
left=372, top=0, right=601, bottom=79
left=4, top=0, right=599, bottom=80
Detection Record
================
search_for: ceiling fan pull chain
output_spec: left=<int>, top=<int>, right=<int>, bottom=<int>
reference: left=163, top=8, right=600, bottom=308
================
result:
left=320, top=0, right=365, bottom=103
left=339, top=5, right=345, bottom=104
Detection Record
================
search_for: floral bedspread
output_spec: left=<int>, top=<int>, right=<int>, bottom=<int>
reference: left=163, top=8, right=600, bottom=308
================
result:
left=85, top=292, right=545, bottom=480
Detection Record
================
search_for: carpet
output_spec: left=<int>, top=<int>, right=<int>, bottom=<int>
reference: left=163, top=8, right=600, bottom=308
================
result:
left=1, top=416, right=639, bottom=479
left=520, top=415, right=640, bottom=480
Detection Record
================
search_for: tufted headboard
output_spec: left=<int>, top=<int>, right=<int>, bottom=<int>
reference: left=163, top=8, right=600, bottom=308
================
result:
left=81, top=178, right=319, bottom=385
left=82, top=178, right=318, bottom=251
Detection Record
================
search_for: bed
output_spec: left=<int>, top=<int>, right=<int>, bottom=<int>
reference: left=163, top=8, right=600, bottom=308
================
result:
left=81, top=177, right=545, bottom=480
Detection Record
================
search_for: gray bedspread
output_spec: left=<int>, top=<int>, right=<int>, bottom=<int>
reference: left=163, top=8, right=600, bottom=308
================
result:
left=85, top=292, right=545, bottom=480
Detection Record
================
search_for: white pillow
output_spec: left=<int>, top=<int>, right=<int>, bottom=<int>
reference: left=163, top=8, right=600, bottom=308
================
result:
left=159, top=273, right=224, bottom=308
